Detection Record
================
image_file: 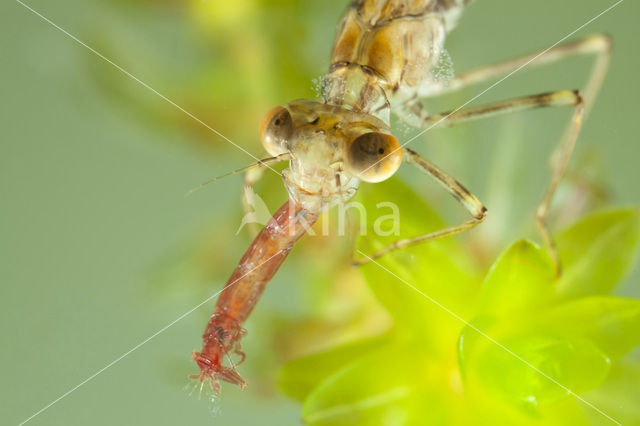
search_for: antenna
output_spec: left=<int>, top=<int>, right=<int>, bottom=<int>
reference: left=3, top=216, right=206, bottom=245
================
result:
left=185, top=152, right=292, bottom=197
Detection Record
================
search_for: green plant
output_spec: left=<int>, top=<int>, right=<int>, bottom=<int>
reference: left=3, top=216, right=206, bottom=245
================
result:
left=279, top=178, right=640, bottom=425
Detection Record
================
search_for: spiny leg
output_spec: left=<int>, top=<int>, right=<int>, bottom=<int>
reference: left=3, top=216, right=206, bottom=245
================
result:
left=352, top=148, right=487, bottom=265
left=414, top=34, right=610, bottom=115
left=403, top=90, right=585, bottom=274
left=397, top=35, right=609, bottom=219
left=536, top=96, right=585, bottom=275
left=416, top=90, right=584, bottom=128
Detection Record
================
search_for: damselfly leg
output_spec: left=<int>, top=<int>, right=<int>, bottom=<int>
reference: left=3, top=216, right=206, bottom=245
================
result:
left=400, top=89, right=584, bottom=274
left=410, top=34, right=611, bottom=114
left=352, top=147, right=487, bottom=265
left=391, top=36, right=611, bottom=274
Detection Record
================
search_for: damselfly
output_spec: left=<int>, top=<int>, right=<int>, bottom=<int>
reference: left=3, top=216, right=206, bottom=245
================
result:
left=191, top=0, right=610, bottom=391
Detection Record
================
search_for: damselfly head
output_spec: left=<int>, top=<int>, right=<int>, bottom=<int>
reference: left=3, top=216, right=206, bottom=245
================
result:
left=259, top=99, right=401, bottom=210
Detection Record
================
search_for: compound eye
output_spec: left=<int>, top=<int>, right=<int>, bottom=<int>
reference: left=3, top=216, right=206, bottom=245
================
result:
left=345, top=132, right=402, bottom=183
left=260, top=106, right=293, bottom=156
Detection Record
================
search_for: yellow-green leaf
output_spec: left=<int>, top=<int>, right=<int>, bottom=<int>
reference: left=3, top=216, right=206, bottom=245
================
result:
left=464, top=332, right=610, bottom=409
left=278, top=334, right=390, bottom=402
left=355, top=178, right=479, bottom=336
left=476, top=240, right=556, bottom=318
left=531, top=296, right=640, bottom=359
left=557, top=209, right=640, bottom=298
left=302, top=345, right=417, bottom=426
left=583, top=361, right=640, bottom=425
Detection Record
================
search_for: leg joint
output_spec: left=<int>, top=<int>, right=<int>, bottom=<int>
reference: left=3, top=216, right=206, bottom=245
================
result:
left=474, top=206, right=488, bottom=221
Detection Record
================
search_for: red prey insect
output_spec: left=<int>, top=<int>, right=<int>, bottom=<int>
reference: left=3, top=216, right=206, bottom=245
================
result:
left=192, top=200, right=318, bottom=390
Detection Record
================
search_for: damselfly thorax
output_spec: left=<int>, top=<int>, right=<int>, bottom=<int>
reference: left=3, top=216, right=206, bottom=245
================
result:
left=325, top=0, right=468, bottom=120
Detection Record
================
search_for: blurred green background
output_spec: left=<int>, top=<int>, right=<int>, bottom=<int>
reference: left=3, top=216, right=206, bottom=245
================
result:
left=1, top=0, right=638, bottom=425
